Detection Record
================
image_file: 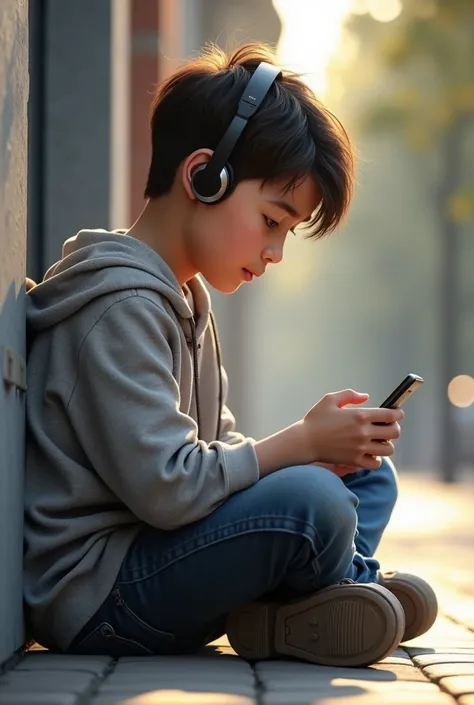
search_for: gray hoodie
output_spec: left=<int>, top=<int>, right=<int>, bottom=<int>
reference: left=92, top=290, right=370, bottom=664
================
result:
left=24, top=229, right=259, bottom=651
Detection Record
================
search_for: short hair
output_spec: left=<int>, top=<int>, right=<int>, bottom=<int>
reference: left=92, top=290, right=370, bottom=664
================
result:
left=145, top=43, right=355, bottom=238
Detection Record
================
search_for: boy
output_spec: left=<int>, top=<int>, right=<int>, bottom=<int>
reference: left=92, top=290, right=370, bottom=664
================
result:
left=25, top=43, right=437, bottom=667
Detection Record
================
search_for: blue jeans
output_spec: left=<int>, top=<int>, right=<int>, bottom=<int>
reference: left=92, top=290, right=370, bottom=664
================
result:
left=68, top=459, right=398, bottom=656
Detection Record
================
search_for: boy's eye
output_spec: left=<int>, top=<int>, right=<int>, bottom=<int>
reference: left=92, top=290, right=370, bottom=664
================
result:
left=264, top=216, right=279, bottom=230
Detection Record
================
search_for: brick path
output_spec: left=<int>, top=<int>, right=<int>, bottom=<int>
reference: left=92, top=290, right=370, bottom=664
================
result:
left=1, top=472, right=473, bottom=705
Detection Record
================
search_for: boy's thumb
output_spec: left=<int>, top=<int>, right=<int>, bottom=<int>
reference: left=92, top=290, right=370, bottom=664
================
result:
left=332, top=389, right=370, bottom=408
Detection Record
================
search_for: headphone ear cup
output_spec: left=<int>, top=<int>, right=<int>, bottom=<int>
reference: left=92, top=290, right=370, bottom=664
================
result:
left=191, top=164, right=217, bottom=201
left=191, top=163, right=233, bottom=204
left=223, top=162, right=234, bottom=198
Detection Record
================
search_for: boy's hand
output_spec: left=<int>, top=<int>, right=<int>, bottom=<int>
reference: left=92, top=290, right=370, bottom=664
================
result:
left=301, top=389, right=403, bottom=470
left=314, top=461, right=359, bottom=477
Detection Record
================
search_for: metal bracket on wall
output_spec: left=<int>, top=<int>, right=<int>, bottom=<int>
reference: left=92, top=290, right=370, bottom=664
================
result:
left=1, top=346, right=27, bottom=392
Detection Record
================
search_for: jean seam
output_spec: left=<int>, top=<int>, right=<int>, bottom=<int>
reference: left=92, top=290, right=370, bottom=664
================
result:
left=118, top=517, right=324, bottom=585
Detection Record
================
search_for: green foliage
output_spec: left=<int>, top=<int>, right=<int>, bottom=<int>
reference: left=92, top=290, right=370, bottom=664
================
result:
left=344, top=0, right=474, bottom=222
left=448, top=185, right=474, bottom=224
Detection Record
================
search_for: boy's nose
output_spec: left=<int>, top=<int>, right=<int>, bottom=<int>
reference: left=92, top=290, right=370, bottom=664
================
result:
left=263, top=247, right=284, bottom=265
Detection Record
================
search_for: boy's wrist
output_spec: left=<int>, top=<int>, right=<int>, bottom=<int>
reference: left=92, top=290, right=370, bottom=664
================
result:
left=282, top=421, right=311, bottom=465
left=254, top=421, right=311, bottom=477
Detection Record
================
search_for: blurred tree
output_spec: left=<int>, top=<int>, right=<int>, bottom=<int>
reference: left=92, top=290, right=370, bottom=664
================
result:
left=342, top=0, right=474, bottom=481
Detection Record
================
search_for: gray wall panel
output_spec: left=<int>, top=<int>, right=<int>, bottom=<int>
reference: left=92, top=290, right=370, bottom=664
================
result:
left=0, top=0, right=29, bottom=666
left=43, top=0, right=113, bottom=267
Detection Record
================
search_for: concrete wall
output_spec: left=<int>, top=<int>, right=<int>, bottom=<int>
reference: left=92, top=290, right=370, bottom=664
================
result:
left=0, top=0, right=29, bottom=666
left=0, top=0, right=131, bottom=666
left=129, top=0, right=159, bottom=223
left=28, top=0, right=130, bottom=276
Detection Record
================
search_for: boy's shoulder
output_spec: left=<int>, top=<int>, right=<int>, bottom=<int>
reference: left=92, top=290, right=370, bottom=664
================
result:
left=72, top=286, right=178, bottom=334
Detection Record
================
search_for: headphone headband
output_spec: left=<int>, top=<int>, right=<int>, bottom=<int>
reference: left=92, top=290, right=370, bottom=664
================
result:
left=191, top=61, right=281, bottom=203
left=205, top=62, right=281, bottom=179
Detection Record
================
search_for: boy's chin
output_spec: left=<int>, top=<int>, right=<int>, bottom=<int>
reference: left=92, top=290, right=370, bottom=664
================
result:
left=211, top=283, right=242, bottom=295
left=203, top=273, right=242, bottom=295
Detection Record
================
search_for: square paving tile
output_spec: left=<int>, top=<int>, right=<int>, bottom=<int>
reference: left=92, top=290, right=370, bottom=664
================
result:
left=0, top=694, right=78, bottom=705
left=437, top=675, right=474, bottom=697
left=260, top=680, right=455, bottom=705
left=17, top=653, right=112, bottom=675
left=0, top=670, right=94, bottom=694
left=414, top=654, right=474, bottom=667
left=91, top=693, right=255, bottom=704
left=423, top=663, right=474, bottom=681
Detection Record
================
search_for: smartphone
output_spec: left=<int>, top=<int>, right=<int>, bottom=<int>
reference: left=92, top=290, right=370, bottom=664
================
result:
left=380, top=373, right=424, bottom=409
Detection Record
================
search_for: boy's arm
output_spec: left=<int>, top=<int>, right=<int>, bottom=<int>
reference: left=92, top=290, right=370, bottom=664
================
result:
left=67, top=295, right=259, bottom=530
left=217, top=365, right=251, bottom=446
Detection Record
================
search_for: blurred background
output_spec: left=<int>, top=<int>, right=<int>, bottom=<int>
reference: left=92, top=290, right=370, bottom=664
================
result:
left=26, top=0, right=474, bottom=482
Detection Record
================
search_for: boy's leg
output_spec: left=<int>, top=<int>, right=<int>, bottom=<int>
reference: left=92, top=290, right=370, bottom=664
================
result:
left=68, top=464, right=403, bottom=664
left=342, top=458, right=438, bottom=641
left=341, top=457, right=399, bottom=583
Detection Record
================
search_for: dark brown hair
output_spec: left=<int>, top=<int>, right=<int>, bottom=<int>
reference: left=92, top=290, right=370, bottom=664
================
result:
left=145, top=43, right=355, bottom=238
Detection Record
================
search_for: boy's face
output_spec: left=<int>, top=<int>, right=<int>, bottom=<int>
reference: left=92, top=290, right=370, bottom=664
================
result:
left=186, top=175, right=320, bottom=294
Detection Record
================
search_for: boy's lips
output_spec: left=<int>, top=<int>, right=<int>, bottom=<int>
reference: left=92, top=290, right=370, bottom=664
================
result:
left=242, top=268, right=263, bottom=281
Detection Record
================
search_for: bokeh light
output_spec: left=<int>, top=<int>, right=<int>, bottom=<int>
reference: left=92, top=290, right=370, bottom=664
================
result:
left=349, top=0, right=403, bottom=22
left=368, top=0, right=403, bottom=22
left=448, top=375, right=474, bottom=408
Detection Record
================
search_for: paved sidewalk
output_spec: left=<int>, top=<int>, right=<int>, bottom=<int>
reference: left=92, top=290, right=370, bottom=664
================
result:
left=1, top=472, right=474, bottom=705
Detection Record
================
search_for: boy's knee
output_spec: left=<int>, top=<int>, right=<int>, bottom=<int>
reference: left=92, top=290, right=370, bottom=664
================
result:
left=268, top=466, right=357, bottom=544
left=309, top=466, right=358, bottom=544
left=377, top=457, right=399, bottom=511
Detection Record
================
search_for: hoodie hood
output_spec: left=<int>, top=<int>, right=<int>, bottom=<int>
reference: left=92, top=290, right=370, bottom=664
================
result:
left=27, top=229, right=211, bottom=338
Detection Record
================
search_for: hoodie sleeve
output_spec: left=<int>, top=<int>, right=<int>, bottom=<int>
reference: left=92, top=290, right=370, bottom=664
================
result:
left=218, top=364, right=252, bottom=446
left=67, top=294, right=260, bottom=530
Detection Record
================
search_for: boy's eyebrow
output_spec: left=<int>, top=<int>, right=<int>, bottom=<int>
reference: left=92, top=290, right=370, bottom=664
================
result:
left=267, top=199, right=312, bottom=223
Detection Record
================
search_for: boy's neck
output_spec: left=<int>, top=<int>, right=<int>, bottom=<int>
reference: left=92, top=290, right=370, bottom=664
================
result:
left=127, top=195, right=197, bottom=286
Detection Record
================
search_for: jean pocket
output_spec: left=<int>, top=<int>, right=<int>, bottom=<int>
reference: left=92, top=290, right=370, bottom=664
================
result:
left=110, top=587, right=177, bottom=655
left=70, top=620, right=155, bottom=657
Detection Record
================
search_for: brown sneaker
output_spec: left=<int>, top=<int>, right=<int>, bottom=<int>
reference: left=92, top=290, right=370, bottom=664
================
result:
left=225, top=580, right=405, bottom=668
left=378, top=571, right=438, bottom=642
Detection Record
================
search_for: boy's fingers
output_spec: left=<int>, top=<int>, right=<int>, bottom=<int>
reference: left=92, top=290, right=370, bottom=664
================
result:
left=331, top=389, right=369, bottom=408
left=26, top=277, right=37, bottom=292
left=371, top=422, right=401, bottom=441
left=367, top=440, right=394, bottom=456
left=333, top=465, right=359, bottom=477
left=370, top=407, right=404, bottom=424
left=363, top=455, right=383, bottom=470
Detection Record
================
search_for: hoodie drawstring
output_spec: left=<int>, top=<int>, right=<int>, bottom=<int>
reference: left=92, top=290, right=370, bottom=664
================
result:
left=210, top=311, right=223, bottom=441
left=189, top=312, right=223, bottom=441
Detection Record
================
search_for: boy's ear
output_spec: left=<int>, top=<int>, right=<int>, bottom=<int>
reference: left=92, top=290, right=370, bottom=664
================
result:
left=181, top=148, right=214, bottom=200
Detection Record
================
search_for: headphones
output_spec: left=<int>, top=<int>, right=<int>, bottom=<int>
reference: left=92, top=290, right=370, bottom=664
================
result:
left=190, top=61, right=281, bottom=204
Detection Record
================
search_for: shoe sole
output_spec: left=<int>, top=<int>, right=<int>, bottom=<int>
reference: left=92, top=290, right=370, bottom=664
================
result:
left=383, top=572, right=438, bottom=642
left=226, top=583, right=405, bottom=668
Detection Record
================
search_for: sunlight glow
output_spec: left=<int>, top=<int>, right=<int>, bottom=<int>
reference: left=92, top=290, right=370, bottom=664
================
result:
left=273, top=0, right=352, bottom=97
left=386, top=474, right=474, bottom=539
left=388, top=491, right=465, bottom=535
left=118, top=691, right=249, bottom=704
left=350, top=0, right=370, bottom=14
